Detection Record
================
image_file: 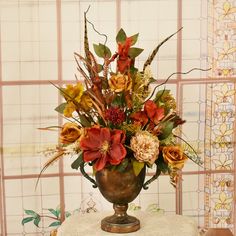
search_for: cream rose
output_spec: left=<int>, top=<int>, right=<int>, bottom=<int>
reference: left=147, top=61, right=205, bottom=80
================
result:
left=60, top=123, right=81, bottom=144
left=162, top=146, right=188, bottom=169
left=108, top=73, right=132, bottom=93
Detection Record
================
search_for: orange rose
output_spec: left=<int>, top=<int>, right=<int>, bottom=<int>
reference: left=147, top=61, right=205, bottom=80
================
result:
left=60, top=123, right=81, bottom=144
left=108, top=73, right=132, bottom=93
left=162, top=146, right=188, bottom=169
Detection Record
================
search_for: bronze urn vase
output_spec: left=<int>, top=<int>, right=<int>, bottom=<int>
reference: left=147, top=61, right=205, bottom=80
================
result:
left=80, top=161, right=160, bottom=233
left=95, top=163, right=145, bottom=233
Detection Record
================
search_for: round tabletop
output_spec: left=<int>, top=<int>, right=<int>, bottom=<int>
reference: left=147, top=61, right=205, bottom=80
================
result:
left=57, top=211, right=199, bottom=236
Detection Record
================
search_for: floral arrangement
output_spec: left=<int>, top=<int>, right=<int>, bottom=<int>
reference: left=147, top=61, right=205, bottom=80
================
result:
left=41, top=15, right=202, bottom=188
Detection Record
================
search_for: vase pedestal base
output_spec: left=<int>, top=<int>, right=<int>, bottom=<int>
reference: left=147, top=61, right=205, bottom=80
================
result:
left=101, top=214, right=140, bottom=233
left=101, top=204, right=140, bottom=233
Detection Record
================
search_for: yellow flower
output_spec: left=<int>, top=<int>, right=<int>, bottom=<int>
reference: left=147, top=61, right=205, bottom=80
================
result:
left=60, top=122, right=82, bottom=144
left=62, top=82, right=84, bottom=117
left=63, top=102, right=76, bottom=117
left=162, top=146, right=188, bottom=169
left=108, top=73, right=132, bottom=92
left=79, top=93, right=93, bottom=111
left=63, top=82, right=84, bottom=103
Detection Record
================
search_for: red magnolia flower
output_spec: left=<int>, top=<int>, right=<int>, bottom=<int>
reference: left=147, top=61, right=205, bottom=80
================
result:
left=80, top=127, right=127, bottom=171
left=130, top=100, right=164, bottom=126
left=144, top=100, right=165, bottom=125
left=130, top=111, right=148, bottom=126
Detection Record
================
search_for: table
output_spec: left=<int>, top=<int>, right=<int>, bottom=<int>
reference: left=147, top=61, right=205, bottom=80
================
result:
left=57, top=211, right=199, bottom=236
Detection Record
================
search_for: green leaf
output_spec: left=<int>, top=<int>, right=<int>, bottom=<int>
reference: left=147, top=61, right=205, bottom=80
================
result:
left=116, top=158, right=129, bottom=172
left=111, top=93, right=125, bottom=107
left=132, top=159, right=145, bottom=176
left=22, top=217, right=34, bottom=225
left=93, top=44, right=111, bottom=58
left=79, top=114, right=91, bottom=127
left=33, top=217, right=41, bottom=227
left=93, top=44, right=104, bottom=58
left=149, top=77, right=156, bottom=84
left=159, top=121, right=174, bottom=140
left=49, top=221, right=61, bottom=227
left=99, top=43, right=111, bottom=58
left=116, top=28, right=127, bottom=44
left=130, top=66, right=138, bottom=75
left=128, top=48, right=144, bottom=59
left=56, top=208, right=61, bottom=218
left=97, top=64, right=103, bottom=73
left=155, top=155, right=169, bottom=174
left=71, top=152, right=84, bottom=170
left=155, top=89, right=170, bottom=102
left=48, top=208, right=59, bottom=218
left=55, top=103, right=67, bottom=114
left=24, top=210, right=38, bottom=217
left=65, top=211, right=71, bottom=218
left=130, top=33, right=139, bottom=45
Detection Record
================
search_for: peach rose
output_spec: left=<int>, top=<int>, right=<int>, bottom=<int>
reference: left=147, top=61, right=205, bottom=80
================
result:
left=108, top=73, right=132, bottom=93
left=130, top=131, right=159, bottom=165
left=60, top=123, right=81, bottom=144
left=162, top=146, right=188, bottom=169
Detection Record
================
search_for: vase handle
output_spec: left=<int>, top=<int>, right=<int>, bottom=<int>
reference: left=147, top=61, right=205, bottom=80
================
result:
left=143, top=166, right=161, bottom=190
left=80, top=162, right=98, bottom=188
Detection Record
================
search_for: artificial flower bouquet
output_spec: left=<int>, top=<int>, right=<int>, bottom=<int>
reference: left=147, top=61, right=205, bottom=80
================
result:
left=41, top=16, right=202, bottom=188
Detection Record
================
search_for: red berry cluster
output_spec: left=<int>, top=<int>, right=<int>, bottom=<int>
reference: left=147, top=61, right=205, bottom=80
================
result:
left=104, top=107, right=126, bottom=125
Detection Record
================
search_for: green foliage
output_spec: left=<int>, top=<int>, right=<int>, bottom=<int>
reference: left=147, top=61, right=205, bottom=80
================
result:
left=159, top=121, right=174, bottom=140
left=116, top=158, right=129, bottom=172
left=154, top=89, right=170, bottom=103
left=93, top=43, right=111, bottom=58
left=155, top=155, right=169, bottom=174
left=130, top=33, right=139, bottom=45
left=55, top=102, right=67, bottom=114
left=159, top=134, right=174, bottom=146
left=21, top=206, right=71, bottom=229
left=116, top=29, right=139, bottom=46
left=132, top=72, right=150, bottom=111
left=116, top=28, right=127, bottom=43
left=130, top=65, right=138, bottom=75
left=22, top=217, right=34, bottom=225
left=49, top=221, right=61, bottom=227
left=111, top=93, right=125, bottom=107
left=33, top=217, right=41, bottom=227
left=79, top=114, right=92, bottom=127
left=128, top=47, right=144, bottom=59
left=71, top=152, right=84, bottom=170
left=22, top=210, right=40, bottom=228
left=132, top=159, right=145, bottom=176
left=24, top=210, right=39, bottom=217
left=97, top=64, right=103, bottom=73
left=65, top=211, right=72, bottom=218
left=48, top=208, right=60, bottom=218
